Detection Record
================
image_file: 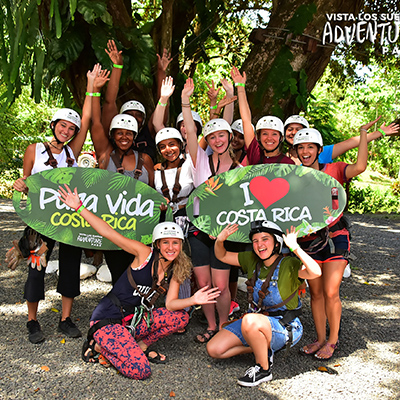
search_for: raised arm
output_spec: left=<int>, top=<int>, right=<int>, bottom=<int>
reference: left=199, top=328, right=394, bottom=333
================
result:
left=68, top=64, right=98, bottom=158
left=181, top=78, right=198, bottom=165
left=230, top=67, right=254, bottom=148
left=91, top=68, right=112, bottom=158
left=58, top=184, right=149, bottom=259
left=282, top=226, right=321, bottom=280
left=152, top=76, right=175, bottom=133
left=156, top=49, right=172, bottom=99
left=214, top=224, right=241, bottom=266
left=101, top=39, right=123, bottom=133
left=221, top=78, right=235, bottom=125
left=206, top=80, right=220, bottom=120
left=331, top=116, right=400, bottom=159
left=344, top=120, right=369, bottom=179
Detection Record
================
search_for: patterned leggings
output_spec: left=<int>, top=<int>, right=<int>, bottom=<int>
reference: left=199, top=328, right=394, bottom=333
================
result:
left=93, top=308, right=188, bottom=379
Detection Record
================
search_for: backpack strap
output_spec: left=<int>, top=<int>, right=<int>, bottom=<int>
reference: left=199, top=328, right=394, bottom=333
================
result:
left=133, top=152, right=144, bottom=180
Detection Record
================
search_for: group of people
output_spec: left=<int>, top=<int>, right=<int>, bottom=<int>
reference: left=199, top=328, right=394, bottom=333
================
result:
left=7, top=40, right=399, bottom=387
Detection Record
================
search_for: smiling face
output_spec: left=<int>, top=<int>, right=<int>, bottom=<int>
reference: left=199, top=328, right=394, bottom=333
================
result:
left=231, top=130, right=245, bottom=151
left=258, top=129, right=281, bottom=153
left=158, top=138, right=181, bottom=162
left=112, top=129, right=135, bottom=151
left=296, top=142, right=321, bottom=168
left=157, top=238, right=182, bottom=261
left=251, top=232, right=277, bottom=260
left=53, top=119, right=77, bottom=143
left=285, top=123, right=305, bottom=145
left=206, top=130, right=231, bottom=154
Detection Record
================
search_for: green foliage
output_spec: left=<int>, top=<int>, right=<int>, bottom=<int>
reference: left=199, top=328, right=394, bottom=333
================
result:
left=347, top=184, right=399, bottom=214
left=391, top=180, right=400, bottom=197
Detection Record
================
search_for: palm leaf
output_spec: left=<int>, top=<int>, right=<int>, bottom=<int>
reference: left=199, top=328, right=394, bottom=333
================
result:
left=229, top=230, right=249, bottom=243
left=192, top=215, right=211, bottom=233
left=224, top=167, right=250, bottom=186
left=81, top=168, right=109, bottom=188
left=108, top=174, right=135, bottom=191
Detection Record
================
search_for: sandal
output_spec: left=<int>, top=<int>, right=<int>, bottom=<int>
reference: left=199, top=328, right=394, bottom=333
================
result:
left=144, top=348, right=168, bottom=364
left=82, top=339, right=100, bottom=363
left=315, top=342, right=338, bottom=360
left=299, top=340, right=326, bottom=355
left=194, top=328, right=218, bottom=344
left=173, top=327, right=187, bottom=335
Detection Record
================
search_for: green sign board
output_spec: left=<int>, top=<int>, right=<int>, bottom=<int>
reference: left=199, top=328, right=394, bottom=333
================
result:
left=186, top=164, right=346, bottom=243
left=13, top=167, right=172, bottom=250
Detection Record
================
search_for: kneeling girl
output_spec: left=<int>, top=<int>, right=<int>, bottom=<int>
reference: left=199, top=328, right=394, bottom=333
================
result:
left=207, top=221, right=321, bottom=387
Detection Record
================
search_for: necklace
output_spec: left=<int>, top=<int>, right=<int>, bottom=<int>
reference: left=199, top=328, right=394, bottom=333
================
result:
left=48, top=141, right=63, bottom=151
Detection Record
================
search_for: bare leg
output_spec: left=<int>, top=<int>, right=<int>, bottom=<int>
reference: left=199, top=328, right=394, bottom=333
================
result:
left=211, top=268, right=231, bottom=328
left=207, top=329, right=252, bottom=359
left=27, top=301, right=39, bottom=321
left=307, top=275, right=327, bottom=344
left=61, top=296, right=74, bottom=321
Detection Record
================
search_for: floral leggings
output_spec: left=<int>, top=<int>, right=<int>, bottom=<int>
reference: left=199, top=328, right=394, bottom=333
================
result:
left=93, top=308, right=188, bottom=379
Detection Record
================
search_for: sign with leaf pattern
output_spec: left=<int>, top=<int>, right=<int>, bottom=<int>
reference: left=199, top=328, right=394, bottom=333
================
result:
left=186, top=164, right=346, bottom=243
left=13, top=167, right=172, bottom=250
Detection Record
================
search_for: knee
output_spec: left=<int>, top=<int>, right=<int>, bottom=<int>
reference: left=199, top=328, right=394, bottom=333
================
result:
left=124, top=362, right=152, bottom=380
left=241, top=314, right=262, bottom=334
left=206, top=339, right=222, bottom=359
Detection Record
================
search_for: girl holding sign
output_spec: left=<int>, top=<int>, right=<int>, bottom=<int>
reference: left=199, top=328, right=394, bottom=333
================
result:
left=58, top=184, right=220, bottom=379
left=10, top=66, right=101, bottom=344
left=292, top=123, right=370, bottom=360
left=181, top=78, right=241, bottom=343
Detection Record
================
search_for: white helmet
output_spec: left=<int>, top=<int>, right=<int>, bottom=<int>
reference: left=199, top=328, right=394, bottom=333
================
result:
left=155, top=128, right=183, bottom=149
left=284, top=115, right=309, bottom=131
left=176, top=111, right=203, bottom=128
left=152, top=222, right=184, bottom=243
left=120, top=101, right=146, bottom=119
left=51, top=108, right=81, bottom=131
left=249, top=220, right=284, bottom=252
left=203, top=118, right=232, bottom=139
left=109, top=114, right=138, bottom=138
left=256, top=116, right=284, bottom=137
left=293, top=128, right=323, bottom=147
left=231, top=119, right=255, bottom=136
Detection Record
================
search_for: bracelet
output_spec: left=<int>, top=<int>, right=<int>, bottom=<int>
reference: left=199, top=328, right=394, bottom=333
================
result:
left=377, top=128, right=386, bottom=137
left=76, top=204, right=85, bottom=214
left=113, top=63, right=123, bottom=69
left=86, top=92, right=101, bottom=97
left=360, top=128, right=368, bottom=132
left=158, top=100, right=168, bottom=107
left=75, top=201, right=83, bottom=212
left=181, top=103, right=190, bottom=107
left=289, top=245, right=300, bottom=252
left=235, top=83, right=245, bottom=87
left=210, top=105, right=218, bottom=110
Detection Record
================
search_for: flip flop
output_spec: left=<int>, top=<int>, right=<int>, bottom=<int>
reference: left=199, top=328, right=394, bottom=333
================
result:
left=144, top=348, right=169, bottom=364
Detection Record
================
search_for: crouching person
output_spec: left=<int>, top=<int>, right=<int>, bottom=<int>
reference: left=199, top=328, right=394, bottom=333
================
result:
left=207, top=221, right=321, bottom=387
left=58, top=184, right=220, bottom=379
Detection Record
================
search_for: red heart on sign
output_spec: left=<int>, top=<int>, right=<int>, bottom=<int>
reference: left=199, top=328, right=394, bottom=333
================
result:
left=249, top=176, right=290, bottom=209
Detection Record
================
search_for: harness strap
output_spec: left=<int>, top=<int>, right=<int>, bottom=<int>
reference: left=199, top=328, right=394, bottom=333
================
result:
left=43, top=142, right=74, bottom=168
left=110, top=151, right=125, bottom=174
left=159, top=158, right=186, bottom=204
left=208, top=154, right=235, bottom=178
left=133, top=152, right=144, bottom=180
left=86, top=318, right=122, bottom=341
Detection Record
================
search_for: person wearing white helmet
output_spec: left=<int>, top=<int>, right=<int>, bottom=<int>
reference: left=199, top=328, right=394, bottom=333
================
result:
left=230, top=67, right=294, bottom=166
left=181, top=77, right=243, bottom=343
left=11, top=64, right=100, bottom=344
left=90, top=74, right=155, bottom=285
left=207, top=221, right=321, bottom=387
left=285, top=115, right=399, bottom=165
left=230, top=119, right=251, bottom=165
left=58, top=185, right=220, bottom=379
left=292, top=121, right=373, bottom=361
left=100, top=40, right=173, bottom=162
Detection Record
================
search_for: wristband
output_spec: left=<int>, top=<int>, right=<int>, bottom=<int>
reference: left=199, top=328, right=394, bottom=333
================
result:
left=86, top=92, right=101, bottom=97
left=75, top=201, right=83, bottom=212
left=210, top=105, right=218, bottom=110
left=289, top=245, right=300, bottom=252
left=113, top=64, right=123, bottom=69
left=158, top=100, right=167, bottom=107
left=377, top=128, right=386, bottom=137
left=76, top=204, right=85, bottom=214
left=181, top=103, right=190, bottom=107
left=360, top=128, right=367, bottom=132
left=235, top=83, right=245, bottom=87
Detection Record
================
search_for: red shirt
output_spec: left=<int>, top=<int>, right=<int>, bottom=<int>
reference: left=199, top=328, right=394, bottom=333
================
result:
left=246, top=137, right=295, bottom=165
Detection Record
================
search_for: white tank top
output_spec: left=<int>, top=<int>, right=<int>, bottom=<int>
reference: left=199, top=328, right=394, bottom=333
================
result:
left=31, top=143, right=78, bottom=175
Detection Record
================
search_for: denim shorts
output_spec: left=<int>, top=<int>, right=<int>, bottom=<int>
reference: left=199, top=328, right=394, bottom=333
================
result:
left=224, top=314, right=303, bottom=353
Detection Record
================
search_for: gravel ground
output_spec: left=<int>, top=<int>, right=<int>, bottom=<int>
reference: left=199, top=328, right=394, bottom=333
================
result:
left=0, top=198, right=399, bottom=400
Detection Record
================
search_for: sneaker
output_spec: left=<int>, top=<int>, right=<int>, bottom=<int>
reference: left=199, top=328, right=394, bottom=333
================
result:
left=58, top=317, right=82, bottom=338
left=27, top=320, right=45, bottom=344
left=229, top=300, right=240, bottom=316
left=237, top=364, right=272, bottom=387
left=268, top=349, right=273, bottom=368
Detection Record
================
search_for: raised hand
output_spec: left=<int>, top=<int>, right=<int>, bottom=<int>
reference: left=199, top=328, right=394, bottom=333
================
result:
left=379, top=121, right=400, bottom=137
left=221, top=78, right=234, bottom=97
left=182, top=78, right=194, bottom=100
left=87, top=63, right=101, bottom=85
left=230, top=66, right=246, bottom=85
left=105, top=39, right=123, bottom=65
left=157, top=48, right=172, bottom=72
left=360, top=116, right=382, bottom=132
left=93, top=67, right=111, bottom=90
left=58, top=184, right=82, bottom=210
left=160, top=76, right=175, bottom=99
left=282, top=226, right=300, bottom=250
left=216, top=224, right=239, bottom=242
left=206, top=80, right=220, bottom=102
